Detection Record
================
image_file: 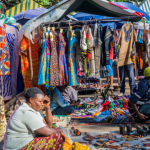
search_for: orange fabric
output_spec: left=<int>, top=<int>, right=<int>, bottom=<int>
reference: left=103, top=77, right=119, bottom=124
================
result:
left=20, top=37, right=41, bottom=89
left=63, top=137, right=72, bottom=150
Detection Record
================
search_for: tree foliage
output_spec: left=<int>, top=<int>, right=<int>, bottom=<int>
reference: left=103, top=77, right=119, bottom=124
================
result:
left=1, top=0, right=62, bottom=10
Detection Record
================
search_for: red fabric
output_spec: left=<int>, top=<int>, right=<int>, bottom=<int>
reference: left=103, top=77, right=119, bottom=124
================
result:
left=109, top=47, right=114, bottom=60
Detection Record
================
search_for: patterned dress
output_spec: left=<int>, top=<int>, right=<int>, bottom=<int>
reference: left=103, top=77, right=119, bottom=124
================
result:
left=67, top=30, right=78, bottom=86
left=38, top=37, right=47, bottom=85
left=59, top=32, right=68, bottom=86
left=45, top=37, right=51, bottom=88
left=20, top=37, right=41, bottom=89
left=50, top=30, right=60, bottom=86
left=20, top=125, right=64, bottom=150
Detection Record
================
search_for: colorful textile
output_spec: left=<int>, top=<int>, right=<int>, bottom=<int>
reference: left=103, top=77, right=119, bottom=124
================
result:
left=59, top=32, right=68, bottom=86
left=19, top=133, right=63, bottom=150
left=38, top=37, right=46, bottom=85
left=0, top=23, right=10, bottom=75
left=50, top=30, right=60, bottom=86
left=67, top=30, right=78, bottom=86
left=0, top=75, right=12, bottom=100
left=6, top=25, right=19, bottom=98
left=20, top=37, right=41, bottom=88
left=45, top=38, right=51, bottom=88
left=132, top=42, right=143, bottom=70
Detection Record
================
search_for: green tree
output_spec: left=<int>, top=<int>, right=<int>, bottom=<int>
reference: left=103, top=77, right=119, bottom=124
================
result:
left=1, top=0, right=62, bottom=10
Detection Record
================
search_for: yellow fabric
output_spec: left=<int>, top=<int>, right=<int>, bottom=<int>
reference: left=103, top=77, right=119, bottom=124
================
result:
left=63, top=138, right=90, bottom=150
left=73, top=142, right=90, bottom=150
left=144, top=67, right=150, bottom=77
left=63, top=137, right=72, bottom=150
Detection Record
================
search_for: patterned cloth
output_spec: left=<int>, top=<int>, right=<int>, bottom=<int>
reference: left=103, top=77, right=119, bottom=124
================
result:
left=6, top=25, right=19, bottom=98
left=20, top=37, right=41, bottom=88
left=50, top=30, right=60, bottom=86
left=20, top=132, right=63, bottom=150
left=0, top=23, right=10, bottom=75
left=45, top=37, right=51, bottom=88
left=38, top=37, right=47, bottom=85
left=132, top=42, right=143, bottom=70
left=67, top=30, right=78, bottom=86
left=0, top=75, right=12, bottom=100
left=59, top=32, right=68, bottom=86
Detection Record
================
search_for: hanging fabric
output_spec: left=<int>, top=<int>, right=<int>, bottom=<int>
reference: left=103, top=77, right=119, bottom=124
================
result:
left=117, top=23, right=137, bottom=67
left=20, top=36, right=41, bottom=89
left=50, top=29, right=60, bottom=86
left=6, top=25, right=19, bottom=98
left=67, top=29, right=78, bottom=86
left=59, top=32, right=68, bottom=86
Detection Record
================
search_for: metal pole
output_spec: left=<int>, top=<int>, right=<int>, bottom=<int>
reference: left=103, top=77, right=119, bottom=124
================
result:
left=28, top=39, right=34, bottom=87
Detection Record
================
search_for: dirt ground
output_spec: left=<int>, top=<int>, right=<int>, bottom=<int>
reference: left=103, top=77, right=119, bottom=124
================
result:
left=0, top=77, right=132, bottom=150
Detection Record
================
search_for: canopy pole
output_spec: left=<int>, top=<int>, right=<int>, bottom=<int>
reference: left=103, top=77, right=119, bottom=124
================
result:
left=143, top=18, right=150, bottom=66
left=28, top=39, right=34, bottom=87
left=133, top=23, right=138, bottom=81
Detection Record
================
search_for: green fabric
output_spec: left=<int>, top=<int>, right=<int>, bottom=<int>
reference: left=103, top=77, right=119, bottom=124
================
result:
left=4, top=15, right=16, bottom=24
left=0, top=14, right=5, bottom=20
left=54, top=115, right=67, bottom=117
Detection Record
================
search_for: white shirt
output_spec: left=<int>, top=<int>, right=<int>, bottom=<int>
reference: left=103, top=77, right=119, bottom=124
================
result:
left=3, top=102, right=46, bottom=150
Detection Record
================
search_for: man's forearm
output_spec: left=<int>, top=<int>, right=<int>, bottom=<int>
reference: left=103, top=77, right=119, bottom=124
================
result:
left=45, top=108, right=53, bottom=126
left=129, top=100, right=140, bottom=115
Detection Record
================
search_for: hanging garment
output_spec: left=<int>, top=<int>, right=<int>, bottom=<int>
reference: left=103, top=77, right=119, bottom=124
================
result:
left=0, top=23, right=10, bottom=75
left=80, top=26, right=88, bottom=76
left=88, top=26, right=95, bottom=77
left=50, top=29, right=60, bottom=86
left=45, top=37, right=51, bottom=88
left=138, top=29, right=143, bottom=43
left=59, top=32, right=68, bottom=86
left=6, top=25, right=19, bottom=98
left=86, top=32, right=91, bottom=77
left=75, top=29, right=84, bottom=72
left=117, top=23, right=137, bottom=67
left=132, top=42, right=144, bottom=70
left=38, top=36, right=47, bottom=85
left=20, top=37, right=41, bottom=89
left=67, top=30, right=78, bottom=86
left=94, top=24, right=103, bottom=78
left=102, top=25, right=113, bottom=66
left=0, top=75, right=12, bottom=101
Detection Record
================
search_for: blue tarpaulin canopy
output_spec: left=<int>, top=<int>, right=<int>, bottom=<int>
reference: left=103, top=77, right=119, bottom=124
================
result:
left=14, top=8, right=46, bottom=25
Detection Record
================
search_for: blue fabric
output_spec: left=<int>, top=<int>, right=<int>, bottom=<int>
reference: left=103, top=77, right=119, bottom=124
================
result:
left=38, top=39, right=46, bottom=85
left=119, top=64, right=136, bottom=94
left=52, top=106, right=75, bottom=115
left=50, top=87, right=70, bottom=112
left=14, top=8, right=46, bottom=25
left=106, top=59, right=114, bottom=77
left=114, top=2, right=149, bottom=20
left=129, top=78, right=150, bottom=104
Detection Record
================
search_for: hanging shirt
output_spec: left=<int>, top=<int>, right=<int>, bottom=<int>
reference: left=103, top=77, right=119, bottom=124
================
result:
left=117, top=23, right=137, bottom=67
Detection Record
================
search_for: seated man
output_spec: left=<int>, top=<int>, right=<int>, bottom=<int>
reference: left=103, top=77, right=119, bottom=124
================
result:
left=128, top=67, right=150, bottom=122
left=50, top=86, right=78, bottom=115
left=62, top=85, right=99, bottom=105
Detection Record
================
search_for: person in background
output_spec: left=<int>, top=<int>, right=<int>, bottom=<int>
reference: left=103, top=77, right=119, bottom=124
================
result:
left=128, top=67, right=150, bottom=122
left=50, top=86, right=78, bottom=115
left=3, top=87, right=65, bottom=150
left=51, top=85, right=99, bottom=115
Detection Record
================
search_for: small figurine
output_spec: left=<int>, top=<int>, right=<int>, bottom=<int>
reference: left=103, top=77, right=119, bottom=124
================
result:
left=71, top=127, right=81, bottom=136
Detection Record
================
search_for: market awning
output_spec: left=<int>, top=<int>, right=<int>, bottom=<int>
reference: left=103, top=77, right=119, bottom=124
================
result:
left=139, top=0, right=150, bottom=14
left=19, top=0, right=144, bottom=42
left=6, top=0, right=43, bottom=17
